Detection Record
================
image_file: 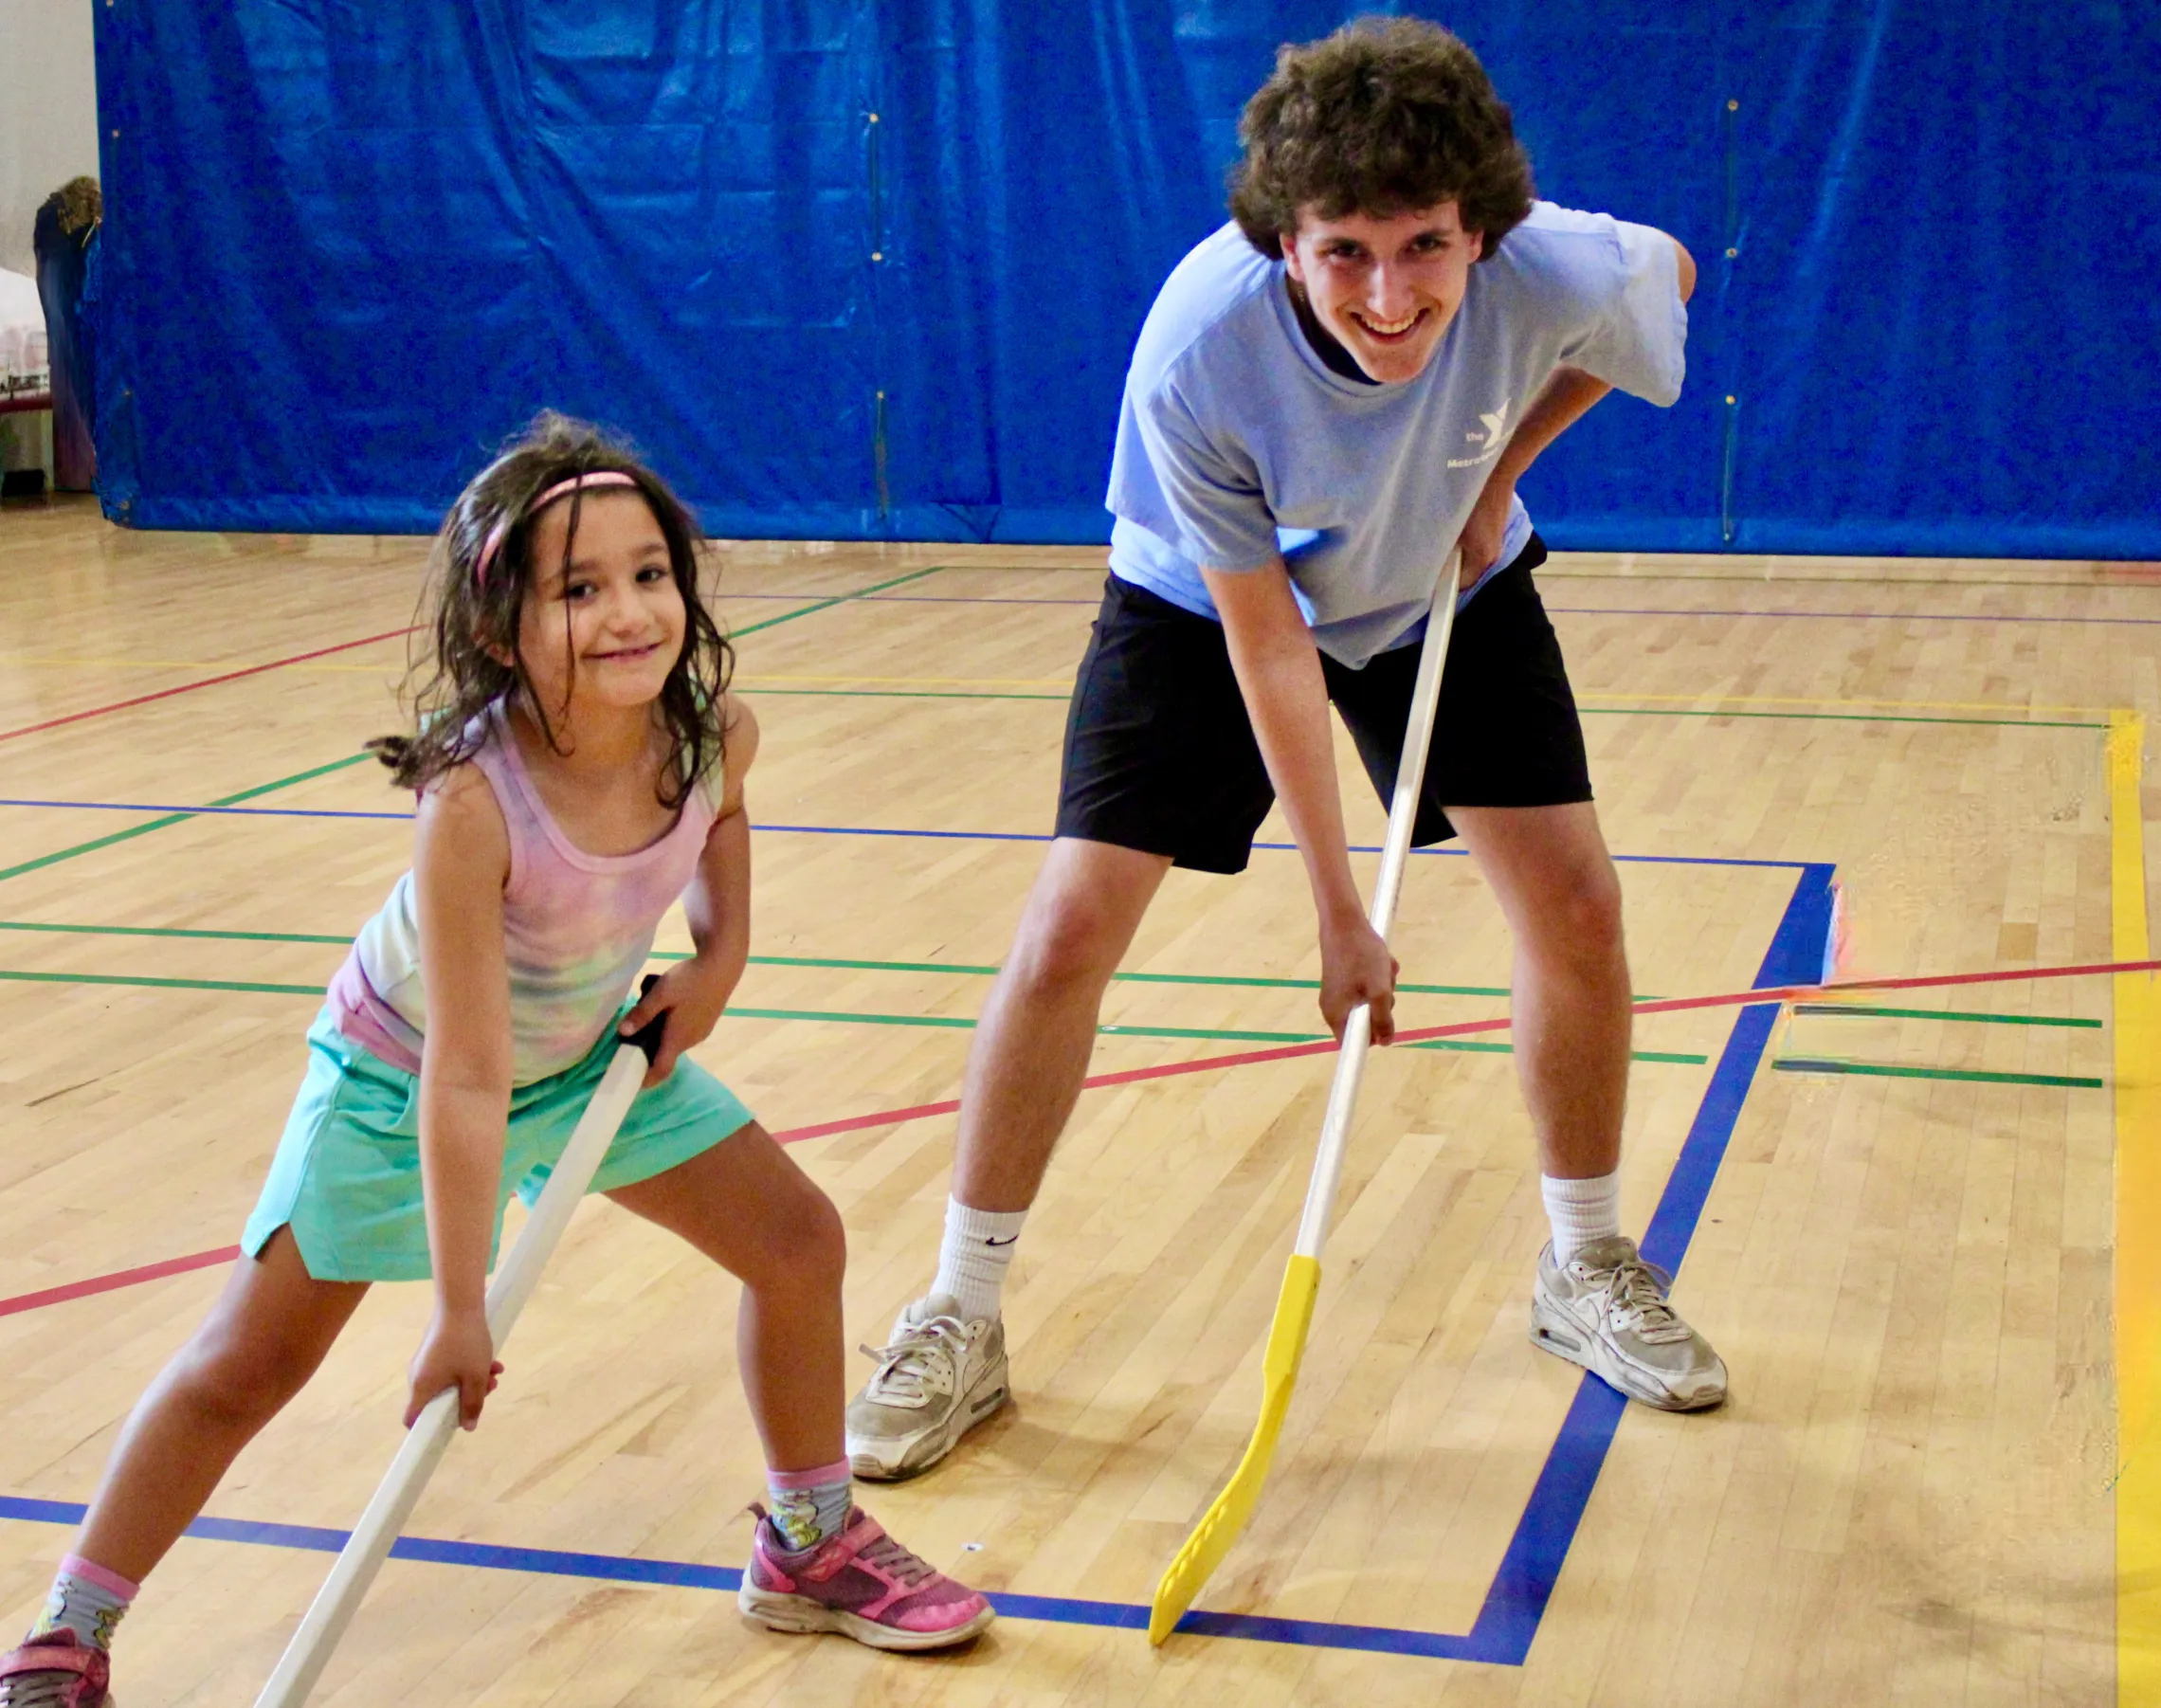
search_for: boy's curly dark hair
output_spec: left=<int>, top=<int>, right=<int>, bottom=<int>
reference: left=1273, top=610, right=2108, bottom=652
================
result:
left=1229, top=17, right=1534, bottom=262
left=369, top=412, right=733, bottom=809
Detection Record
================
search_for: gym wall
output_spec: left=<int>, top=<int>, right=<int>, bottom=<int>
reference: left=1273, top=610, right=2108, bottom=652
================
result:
left=89, top=2, right=2161, bottom=555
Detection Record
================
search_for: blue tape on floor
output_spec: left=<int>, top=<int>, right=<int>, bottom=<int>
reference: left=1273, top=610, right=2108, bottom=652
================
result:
left=1461, top=860, right=1833, bottom=1665
left=0, top=865, right=1826, bottom=1664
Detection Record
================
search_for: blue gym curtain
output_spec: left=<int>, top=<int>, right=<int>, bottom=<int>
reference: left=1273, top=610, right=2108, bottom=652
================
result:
left=90, top=2, right=2161, bottom=554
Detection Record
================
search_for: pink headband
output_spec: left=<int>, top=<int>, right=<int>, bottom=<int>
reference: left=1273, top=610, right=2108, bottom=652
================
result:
left=474, top=469, right=641, bottom=587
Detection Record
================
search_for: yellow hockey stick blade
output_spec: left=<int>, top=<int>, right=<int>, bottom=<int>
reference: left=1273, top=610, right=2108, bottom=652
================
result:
left=1149, top=1254, right=1321, bottom=1644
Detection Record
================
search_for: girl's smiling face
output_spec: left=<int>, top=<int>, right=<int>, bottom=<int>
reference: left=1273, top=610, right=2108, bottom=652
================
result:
left=517, top=487, right=687, bottom=723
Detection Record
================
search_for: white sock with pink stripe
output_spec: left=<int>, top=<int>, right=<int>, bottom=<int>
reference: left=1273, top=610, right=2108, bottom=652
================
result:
left=28, top=1553, right=138, bottom=1652
left=767, top=1459, right=854, bottom=1553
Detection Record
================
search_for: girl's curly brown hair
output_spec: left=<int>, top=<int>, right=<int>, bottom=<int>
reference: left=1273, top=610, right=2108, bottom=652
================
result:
left=369, top=412, right=732, bottom=809
left=1229, top=17, right=1535, bottom=262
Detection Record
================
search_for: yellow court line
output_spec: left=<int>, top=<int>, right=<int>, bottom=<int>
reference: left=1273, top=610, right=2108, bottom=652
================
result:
left=2111, top=709, right=2159, bottom=1707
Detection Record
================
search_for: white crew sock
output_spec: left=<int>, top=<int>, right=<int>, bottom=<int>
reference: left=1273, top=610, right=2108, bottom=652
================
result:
left=931, top=1197, right=1027, bottom=1322
left=1541, top=1171, right=1622, bottom=1264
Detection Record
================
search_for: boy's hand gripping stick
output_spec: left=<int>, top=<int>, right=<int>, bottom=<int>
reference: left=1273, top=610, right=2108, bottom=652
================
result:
left=253, top=983, right=671, bottom=1707
left=1149, top=552, right=1462, bottom=1644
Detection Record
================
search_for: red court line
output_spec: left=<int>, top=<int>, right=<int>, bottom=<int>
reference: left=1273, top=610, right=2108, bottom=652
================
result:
left=0, top=1245, right=239, bottom=1318
left=767, top=954, right=2161, bottom=1145
left=0, top=627, right=422, bottom=745
left=13, top=954, right=2154, bottom=1321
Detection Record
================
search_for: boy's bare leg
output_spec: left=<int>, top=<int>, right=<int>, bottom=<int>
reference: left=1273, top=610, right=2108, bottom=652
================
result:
left=1447, top=802, right=1630, bottom=1179
left=950, top=837, right=1173, bottom=1211
left=845, top=837, right=1168, bottom=1479
left=1450, top=801, right=1727, bottom=1410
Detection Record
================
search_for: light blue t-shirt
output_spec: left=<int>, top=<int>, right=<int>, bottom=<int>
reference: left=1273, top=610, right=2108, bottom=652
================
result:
left=1105, top=202, right=1687, bottom=667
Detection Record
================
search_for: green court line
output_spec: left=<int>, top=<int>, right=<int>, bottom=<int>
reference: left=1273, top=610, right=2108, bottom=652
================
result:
left=0, top=921, right=353, bottom=945
left=0, top=972, right=1323, bottom=1044
left=729, top=567, right=947, bottom=638
left=0, top=972, right=1311, bottom=1044
left=0, top=968, right=1706, bottom=1063
left=0, top=754, right=376, bottom=885
left=1103, top=968, right=1522, bottom=998
left=746, top=1008, right=1315, bottom=1044
left=1772, top=1057, right=2104, bottom=1089
left=691, top=949, right=1522, bottom=999
left=1403, top=1039, right=1704, bottom=1063
left=214, top=754, right=380, bottom=803
left=739, top=952, right=1001, bottom=976
left=0, top=970, right=325, bottom=996
left=1792, top=1002, right=2101, bottom=1029
left=0, top=924, right=1568, bottom=1002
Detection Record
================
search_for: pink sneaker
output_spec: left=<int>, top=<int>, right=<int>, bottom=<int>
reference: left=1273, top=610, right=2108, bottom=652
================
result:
left=738, top=1504, right=994, bottom=1651
left=0, top=1631, right=110, bottom=1707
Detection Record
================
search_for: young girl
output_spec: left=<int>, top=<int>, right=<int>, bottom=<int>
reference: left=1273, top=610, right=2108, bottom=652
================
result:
left=1, top=416, right=992, bottom=1706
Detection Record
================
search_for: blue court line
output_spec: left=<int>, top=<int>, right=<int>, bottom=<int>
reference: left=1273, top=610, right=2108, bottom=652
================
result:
left=0, top=865, right=1828, bottom=1663
left=0, top=1494, right=1454, bottom=1657
left=0, top=800, right=1815, bottom=870
left=1445, top=860, right=1832, bottom=1662
left=754, top=824, right=1815, bottom=872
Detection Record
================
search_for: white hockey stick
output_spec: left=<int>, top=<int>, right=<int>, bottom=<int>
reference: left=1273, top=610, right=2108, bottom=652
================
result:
left=253, top=990, right=668, bottom=1706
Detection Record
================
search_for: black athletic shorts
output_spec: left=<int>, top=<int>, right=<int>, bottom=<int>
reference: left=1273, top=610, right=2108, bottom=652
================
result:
left=1053, top=534, right=1590, bottom=875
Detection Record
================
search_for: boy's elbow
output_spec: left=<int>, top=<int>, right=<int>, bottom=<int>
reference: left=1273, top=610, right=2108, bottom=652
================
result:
left=1671, top=236, right=1697, bottom=303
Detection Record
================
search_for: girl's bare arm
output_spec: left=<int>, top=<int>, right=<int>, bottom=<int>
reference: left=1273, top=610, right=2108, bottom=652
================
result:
left=409, top=763, right=515, bottom=1426
left=620, top=696, right=760, bottom=1084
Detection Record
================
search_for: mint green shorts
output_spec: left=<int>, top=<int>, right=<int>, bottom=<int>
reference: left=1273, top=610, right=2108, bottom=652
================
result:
left=243, top=1006, right=756, bottom=1282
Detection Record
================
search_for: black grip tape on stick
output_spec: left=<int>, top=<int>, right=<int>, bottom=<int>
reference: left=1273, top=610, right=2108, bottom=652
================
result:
left=623, top=973, right=669, bottom=1063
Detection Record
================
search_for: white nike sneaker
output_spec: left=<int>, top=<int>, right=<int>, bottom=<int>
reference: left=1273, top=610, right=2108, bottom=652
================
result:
left=1530, top=1235, right=1728, bottom=1411
left=844, top=1294, right=1010, bottom=1481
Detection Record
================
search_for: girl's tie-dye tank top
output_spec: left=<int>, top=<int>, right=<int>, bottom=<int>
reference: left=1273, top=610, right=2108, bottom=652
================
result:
left=327, top=700, right=719, bottom=1085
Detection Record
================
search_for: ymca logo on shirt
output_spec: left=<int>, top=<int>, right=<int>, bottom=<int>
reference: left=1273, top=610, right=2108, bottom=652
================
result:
left=1447, top=399, right=1512, bottom=469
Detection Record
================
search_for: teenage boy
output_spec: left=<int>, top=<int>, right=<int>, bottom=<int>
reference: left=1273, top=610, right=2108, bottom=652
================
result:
left=848, top=16, right=1725, bottom=1481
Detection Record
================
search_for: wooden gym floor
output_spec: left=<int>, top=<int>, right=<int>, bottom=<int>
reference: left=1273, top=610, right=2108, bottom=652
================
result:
left=0, top=494, right=2155, bottom=1705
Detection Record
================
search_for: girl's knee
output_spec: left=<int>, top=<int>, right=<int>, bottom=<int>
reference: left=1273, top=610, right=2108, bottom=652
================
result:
left=172, top=1253, right=354, bottom=1425
left=789, top=1184, right=846, bottom=1280
left=742, top=1171, right=844, bottom=1291
left=170, top=1321, right=324, bottom=1426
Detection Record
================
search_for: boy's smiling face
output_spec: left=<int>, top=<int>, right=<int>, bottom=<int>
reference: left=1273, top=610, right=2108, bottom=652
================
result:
left=1281, top=201, right=1483, bottom=384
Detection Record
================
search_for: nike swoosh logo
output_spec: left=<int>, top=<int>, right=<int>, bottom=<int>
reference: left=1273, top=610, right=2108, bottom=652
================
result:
left=985, top=1236, right=1019, bottom=1247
